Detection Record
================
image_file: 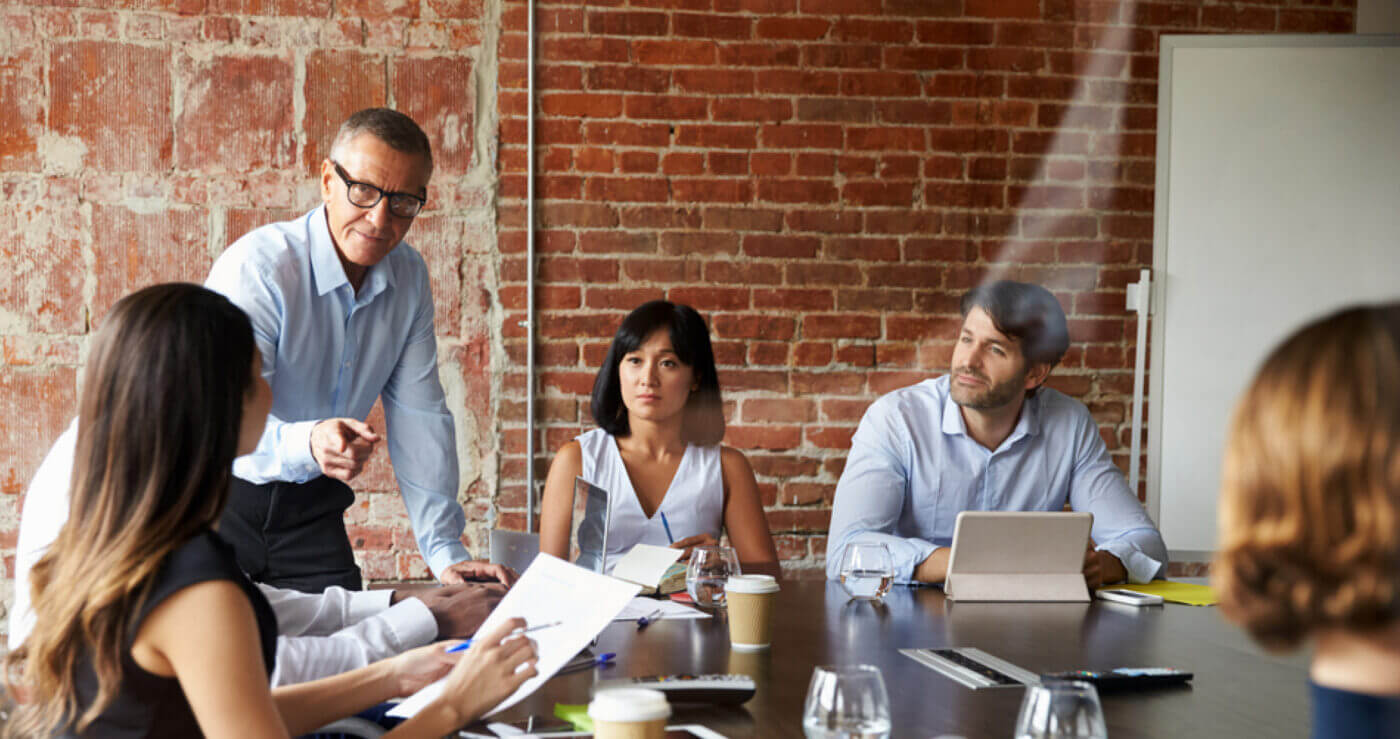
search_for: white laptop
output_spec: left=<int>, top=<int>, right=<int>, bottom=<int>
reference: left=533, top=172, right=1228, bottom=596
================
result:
left=943, top=511, right=1093, bottom=602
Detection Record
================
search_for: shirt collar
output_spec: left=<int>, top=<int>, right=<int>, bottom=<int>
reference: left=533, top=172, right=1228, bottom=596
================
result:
left=309, top=206, right=397, bottom=302
left=940, top=379, right=1043, bottom=449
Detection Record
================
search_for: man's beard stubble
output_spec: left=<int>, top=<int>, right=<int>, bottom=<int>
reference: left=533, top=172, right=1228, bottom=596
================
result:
left=949, top=367, right=1026, bottom=411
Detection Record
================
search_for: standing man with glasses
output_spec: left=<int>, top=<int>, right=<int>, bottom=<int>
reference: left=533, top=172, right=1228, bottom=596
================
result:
left=205, top=108, right=513, bottom=592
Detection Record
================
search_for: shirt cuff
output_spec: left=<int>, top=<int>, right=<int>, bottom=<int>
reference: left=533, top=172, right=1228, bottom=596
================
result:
left=900, top=539, right=939, bottom=583
left=427, top=546, right=473, bottom=580
left=1098, top=542, right=1165, bottom=584
left=282, top=419, right=321, bottom=480
left=381, top=598, right=439, bottom=647
left=346, top=589, right=395, bottom=625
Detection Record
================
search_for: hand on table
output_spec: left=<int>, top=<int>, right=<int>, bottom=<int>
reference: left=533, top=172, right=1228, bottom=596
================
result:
left=670, top=532, right=720, bottom=561
left=1082, top=543, right=1127, bottom=589
left=440, top=559, right=518, bottom=587
left=414, top=583, right=508, bottom=639
left=310, top=418, right=380, bottom=482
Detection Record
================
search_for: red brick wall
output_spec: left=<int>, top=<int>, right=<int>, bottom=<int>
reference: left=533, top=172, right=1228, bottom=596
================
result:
left=0, top=0, right=1355, bottom=628
left=494, top=0, right=1354, bottom=574
left=0, top=2, right=499, bottom=618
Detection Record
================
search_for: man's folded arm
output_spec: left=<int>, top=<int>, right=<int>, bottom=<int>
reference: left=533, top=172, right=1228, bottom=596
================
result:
left=258, top=584, right=397, bottom=637
left=1069, top=410, right=1168, bottom=584
left=269, top=597, right=437, bottom=686
left=827, top=402, right=936, bottom=583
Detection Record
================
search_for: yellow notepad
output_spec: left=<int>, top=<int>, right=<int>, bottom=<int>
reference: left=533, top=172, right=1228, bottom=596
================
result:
left=1117, top=580, right=1217, bottom=606
left=554, top=704, right=594, bottom=732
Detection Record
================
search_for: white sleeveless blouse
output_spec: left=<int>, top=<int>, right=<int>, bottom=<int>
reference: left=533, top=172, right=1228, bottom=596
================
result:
left=574, top=428, right=724, bottom=574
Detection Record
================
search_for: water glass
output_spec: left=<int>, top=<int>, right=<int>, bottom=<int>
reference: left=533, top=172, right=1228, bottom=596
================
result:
left=686, top=545, right=740, bottom=607
left=838, top=543, right=894, bottom=601
left=1014, top=680, right=1108, bottom=739
left=802, top=664, right=892, bottom=739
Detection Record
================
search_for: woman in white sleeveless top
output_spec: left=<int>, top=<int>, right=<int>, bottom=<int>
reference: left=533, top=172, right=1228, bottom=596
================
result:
left=539, top=301, right=778, bottom=571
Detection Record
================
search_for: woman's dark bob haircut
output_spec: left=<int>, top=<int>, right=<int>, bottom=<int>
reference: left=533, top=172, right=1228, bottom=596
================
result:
left=591, top=301, right=725, bottom=445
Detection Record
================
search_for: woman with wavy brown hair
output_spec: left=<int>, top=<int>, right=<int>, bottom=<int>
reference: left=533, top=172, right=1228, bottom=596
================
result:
left=4, top=283, right=536, bottom=738
left=1214, top=302, right=1400, bottom=739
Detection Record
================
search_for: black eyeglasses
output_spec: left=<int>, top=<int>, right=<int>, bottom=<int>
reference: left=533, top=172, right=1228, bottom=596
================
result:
left=330, top=161, right=426, bottom=219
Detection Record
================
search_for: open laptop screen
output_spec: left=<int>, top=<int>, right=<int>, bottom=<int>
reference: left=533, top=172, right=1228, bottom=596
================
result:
left=571, top=476, right=612, bottom=574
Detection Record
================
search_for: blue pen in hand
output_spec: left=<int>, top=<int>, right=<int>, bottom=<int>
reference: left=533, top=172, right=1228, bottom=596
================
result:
left=660, top=512, right=675, bottom=544
left=446, top=620, right=563, bottom=653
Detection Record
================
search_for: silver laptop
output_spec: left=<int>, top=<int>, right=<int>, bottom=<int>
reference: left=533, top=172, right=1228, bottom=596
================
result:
left=488, top=528, right=540, bottom=574
left=489, top=478, right=612, bottom=576
left=571, top=476, right=613, bottom=575
left=943, top=511, right=1093, bottom=602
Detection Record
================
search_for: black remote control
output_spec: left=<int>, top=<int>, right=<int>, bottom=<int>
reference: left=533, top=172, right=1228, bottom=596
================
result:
left=1042, top=667, right=1193, bottom=692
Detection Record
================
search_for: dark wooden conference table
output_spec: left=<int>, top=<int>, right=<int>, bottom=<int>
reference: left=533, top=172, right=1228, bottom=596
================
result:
left=491, top=578, right=1311, bottom=738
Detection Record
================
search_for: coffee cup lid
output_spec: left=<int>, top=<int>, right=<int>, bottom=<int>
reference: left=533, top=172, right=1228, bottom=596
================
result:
left=726, top=574, right=780, bottom=593
left=588, top=688, right=672, bottom=722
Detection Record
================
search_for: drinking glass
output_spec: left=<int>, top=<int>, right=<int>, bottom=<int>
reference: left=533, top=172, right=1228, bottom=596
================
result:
left=686, top=545, right=740, bottom=607
left=838, top=543, right=894, bottom=601
left=1013, top=680, right=1108, bottom=739
left=801, top=664, right=892, bottom=739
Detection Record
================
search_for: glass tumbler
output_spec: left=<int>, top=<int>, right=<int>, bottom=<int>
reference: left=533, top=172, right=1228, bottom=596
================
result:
left=1013, top=680, right=1108, bottom=739
left=838, top=543, right=894, bottom=602
left=686, top=545, right=740, bottom=607
left=801, top=664, right=892, bottom=739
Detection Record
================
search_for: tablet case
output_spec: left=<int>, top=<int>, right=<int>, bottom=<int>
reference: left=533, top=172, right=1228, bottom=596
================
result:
left=943, top=511, right=1093, bottom=602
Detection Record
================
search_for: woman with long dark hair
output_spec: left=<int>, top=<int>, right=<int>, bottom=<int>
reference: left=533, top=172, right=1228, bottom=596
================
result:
left=4, top=283, right=536, bottom=738
left=539, top=300, right=777, bottom=570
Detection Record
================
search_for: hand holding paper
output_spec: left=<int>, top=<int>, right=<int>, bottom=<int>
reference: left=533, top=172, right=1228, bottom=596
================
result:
left=381, top=619, right=539, bottom=735
left=389, top=553, right=642, bottom=720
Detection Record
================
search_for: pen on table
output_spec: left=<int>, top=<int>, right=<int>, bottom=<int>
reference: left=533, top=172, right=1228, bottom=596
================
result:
left=636, top=608, right=663, bottom=630
left=660, top=512, right=675, bottom=544
left=446, top=621, right=563, bottom=653
left=556, top=652, right=617, bottom=676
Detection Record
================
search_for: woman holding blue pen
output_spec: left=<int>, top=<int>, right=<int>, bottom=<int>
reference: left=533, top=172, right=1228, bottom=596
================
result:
left=539, top=301, right=778, bottom=572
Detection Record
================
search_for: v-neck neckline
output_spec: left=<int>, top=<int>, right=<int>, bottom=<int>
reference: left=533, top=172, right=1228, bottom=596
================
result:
left=608, top=435, right=691, bottom=521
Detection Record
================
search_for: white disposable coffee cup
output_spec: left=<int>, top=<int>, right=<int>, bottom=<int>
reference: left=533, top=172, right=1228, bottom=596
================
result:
left=726, top=574, right=780, bottom=651
left=588, top=688, right=671, bottom=739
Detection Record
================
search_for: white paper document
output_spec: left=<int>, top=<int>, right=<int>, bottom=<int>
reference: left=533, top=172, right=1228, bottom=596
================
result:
left=610, top=543, right=684, bottom=588
left=387, top=553, right=641, bottom=719
left=613, top=596, right=710, bottom=622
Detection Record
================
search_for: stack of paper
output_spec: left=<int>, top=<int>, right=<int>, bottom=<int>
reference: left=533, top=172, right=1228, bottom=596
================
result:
left=388, top=553, right=641, bottom=719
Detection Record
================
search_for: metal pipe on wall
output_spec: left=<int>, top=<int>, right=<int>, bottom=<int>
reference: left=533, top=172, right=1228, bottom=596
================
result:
left=524, top=0, right=538, bottom=532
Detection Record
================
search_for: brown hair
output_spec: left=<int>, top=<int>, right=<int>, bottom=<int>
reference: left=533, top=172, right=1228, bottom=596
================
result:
left=4, top=284, right=256, bottom=736
left=1214, top=303, right=1400, bottom=651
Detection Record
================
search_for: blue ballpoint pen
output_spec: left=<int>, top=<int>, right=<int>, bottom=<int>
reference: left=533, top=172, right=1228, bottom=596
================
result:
left=660, top=512, right=675, bottom=543
left=557, top=652, right=616, bottom=676
left=636, top=608, right=664, bottom=630
left=446, top=621, right=563, bottom=653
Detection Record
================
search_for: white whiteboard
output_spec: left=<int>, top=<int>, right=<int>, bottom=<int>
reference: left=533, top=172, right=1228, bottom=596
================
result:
left=1147, top=35, right=1400, bottom=556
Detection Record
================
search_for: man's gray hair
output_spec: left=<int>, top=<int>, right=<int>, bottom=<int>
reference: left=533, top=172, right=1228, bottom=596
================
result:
left=328, top=108, right=434, bottom=176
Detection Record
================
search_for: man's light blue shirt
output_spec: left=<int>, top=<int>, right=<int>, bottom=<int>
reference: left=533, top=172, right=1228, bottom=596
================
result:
left=205, top=206, right=469, bottom=577
left=826, top=376, right=1167, bottom=584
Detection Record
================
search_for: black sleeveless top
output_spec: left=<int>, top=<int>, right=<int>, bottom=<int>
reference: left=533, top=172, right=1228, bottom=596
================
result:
left=59, top=530, right=277, bottom=738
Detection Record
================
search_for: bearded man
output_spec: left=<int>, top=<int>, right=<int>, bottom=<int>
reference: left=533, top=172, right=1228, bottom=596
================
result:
left=825, top=280, right=1167, bottom=586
